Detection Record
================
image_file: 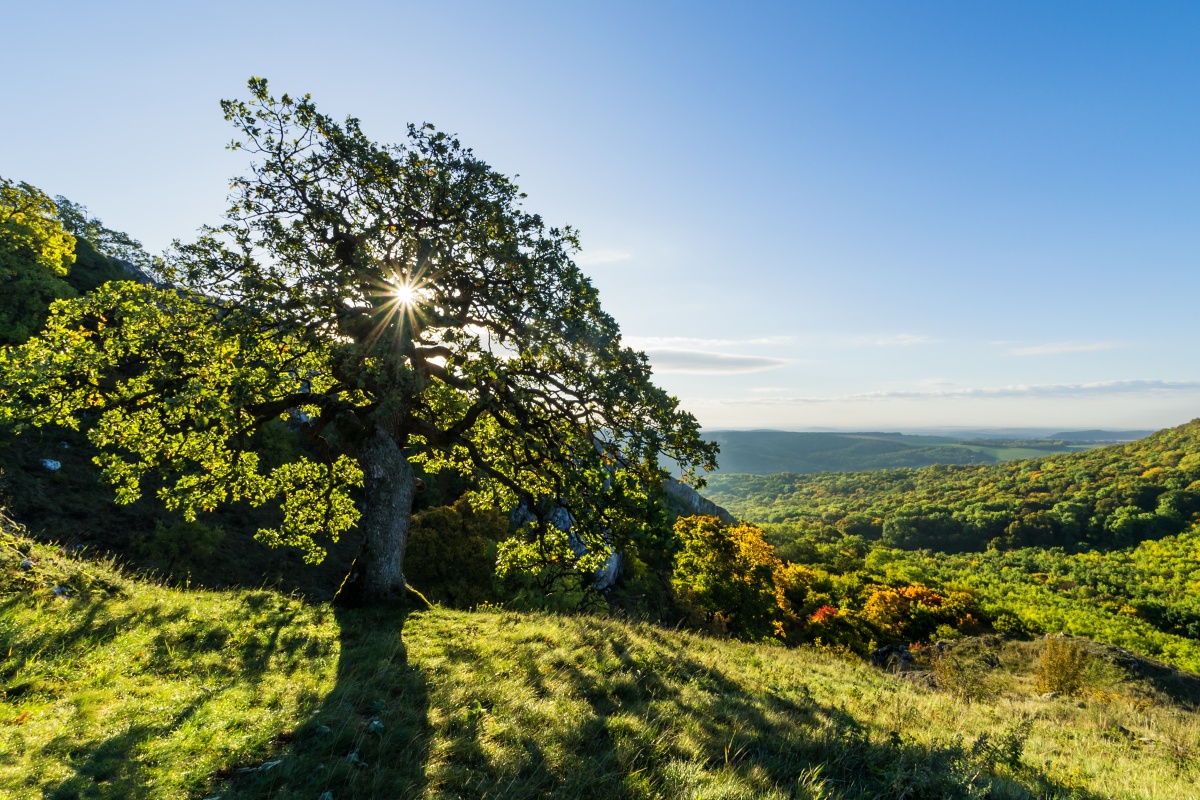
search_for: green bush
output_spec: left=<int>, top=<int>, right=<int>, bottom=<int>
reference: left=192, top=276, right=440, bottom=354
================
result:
left=671, top=515, right=782, bottom=640
left=135, top=519, right=226, bottom=575
left=404, top=498, right=506, bottom=608
left=931, top=650, right=1003, bottom=703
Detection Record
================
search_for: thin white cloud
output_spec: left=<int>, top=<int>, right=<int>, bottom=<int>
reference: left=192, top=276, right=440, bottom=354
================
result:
left=625, top=335, right=795, bottom=349
left=645, top=348, right=789, bottom=374
left=575, top=250, right=633, bottom=265
left=624, top=333, right=933, bottom=350
left=717, top=379, right=1200, bottom=404
left=851, top=333, right=937, bottom=347
left=1008, top=342, right=1122, bottom=357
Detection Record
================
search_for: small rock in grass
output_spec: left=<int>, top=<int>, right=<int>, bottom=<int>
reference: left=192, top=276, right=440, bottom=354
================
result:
left=367, top=719, right=384, bottom=735
left=1040, top=692, right=1059, bottom=700
left=51, top=585, right=71, bottom=597
left=20, top=559, right=34, bottom=570
left=318, top=792, right=334, bottom=800
left=40, top=459, right=61, bottom=471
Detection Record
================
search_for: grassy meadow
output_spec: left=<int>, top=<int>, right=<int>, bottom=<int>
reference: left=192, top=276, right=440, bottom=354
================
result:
left=3, top=519, right=1199, bottom=800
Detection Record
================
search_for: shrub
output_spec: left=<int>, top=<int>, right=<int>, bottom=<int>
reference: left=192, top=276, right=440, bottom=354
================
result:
left=860, top=584, right=984, bottom=643
left=931, top=651, right=998, bottom=703
left=405, top=498, right=506, bottom=608
left=671, top=516, right=782, bottom=640
left=993, top=611, right=1032, bottom=638
left=135, top=518, right=225, bottom=574
left=1035, top=637, right=1090, bottom=695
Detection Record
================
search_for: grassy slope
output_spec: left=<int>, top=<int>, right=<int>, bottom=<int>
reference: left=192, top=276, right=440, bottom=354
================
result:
left=3, top=525, right=1199, bottom=800
left=844, top=435, right=1100, bottom=464
left=957, top=444, right=1094, bottom=462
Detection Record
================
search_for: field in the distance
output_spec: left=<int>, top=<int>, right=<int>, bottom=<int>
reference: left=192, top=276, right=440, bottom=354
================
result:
left=702, top=429, right=1150, bottom=475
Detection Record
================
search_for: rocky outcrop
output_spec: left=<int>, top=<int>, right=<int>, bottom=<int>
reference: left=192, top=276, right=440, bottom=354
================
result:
left=663, top=477, right=735, bottom=524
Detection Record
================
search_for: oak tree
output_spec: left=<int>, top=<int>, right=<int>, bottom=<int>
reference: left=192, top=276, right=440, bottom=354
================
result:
left=0, top=79, right=717, bottom=604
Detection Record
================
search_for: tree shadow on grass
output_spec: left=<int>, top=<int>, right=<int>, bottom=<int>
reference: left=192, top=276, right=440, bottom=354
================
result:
left=43, top=704, right=206, bottom=800
left=25, top=596, right=1116, bottom=800
left=215, top=604, right=431, bottom=800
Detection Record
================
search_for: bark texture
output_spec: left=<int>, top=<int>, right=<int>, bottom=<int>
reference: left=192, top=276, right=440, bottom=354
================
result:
left=336, top=426, right=417, bottom=605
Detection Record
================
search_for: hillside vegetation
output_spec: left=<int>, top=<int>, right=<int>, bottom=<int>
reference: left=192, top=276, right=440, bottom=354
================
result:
left=3, top=521, right=1199, bottom=800
left=864, top=531, right=1200, bottom=672
left=706, top=420, right=1200, bottom=552
left=692, top=421, right=1200, bottom=674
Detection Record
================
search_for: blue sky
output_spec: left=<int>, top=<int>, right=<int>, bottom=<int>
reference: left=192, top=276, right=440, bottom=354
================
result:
left=5, top=1, right=1199, bottom=430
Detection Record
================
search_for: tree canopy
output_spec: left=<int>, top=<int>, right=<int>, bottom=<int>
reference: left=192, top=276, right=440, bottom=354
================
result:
left=0, top=79, right=717, bottom=602
left=0, top=177, right=77, bottom=345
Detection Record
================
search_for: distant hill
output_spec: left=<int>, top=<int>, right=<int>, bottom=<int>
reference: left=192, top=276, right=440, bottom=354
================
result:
left=701, top=429, right=1134, bottom=475
left=703, top=431, right=994, bottom=474
left=1050, top=429, right=1154, bottom=442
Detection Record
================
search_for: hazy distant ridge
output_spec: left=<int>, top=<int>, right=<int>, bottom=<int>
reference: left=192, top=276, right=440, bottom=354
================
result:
left=704, top=429, right=1149, bottom=475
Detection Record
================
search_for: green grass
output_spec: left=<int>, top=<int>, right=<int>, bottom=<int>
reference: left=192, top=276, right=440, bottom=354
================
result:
left=0, top=526, right=340, bottom=799
left=3, top=523, right=1199, bottom=799
left=955, top=444, right=1098, bottom=462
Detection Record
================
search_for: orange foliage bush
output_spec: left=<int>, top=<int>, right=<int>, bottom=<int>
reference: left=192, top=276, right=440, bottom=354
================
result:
left=672, top=515, right=783, bottom=639
left=861, top=584, right=983, bottom=643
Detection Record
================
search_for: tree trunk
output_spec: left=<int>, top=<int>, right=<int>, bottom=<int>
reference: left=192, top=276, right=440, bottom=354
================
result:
left=336, top=426, right=419, bottom=606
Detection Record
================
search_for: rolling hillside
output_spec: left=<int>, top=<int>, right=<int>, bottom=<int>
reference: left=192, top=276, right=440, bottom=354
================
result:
left=705, top=419, right=1200, bottom=552
left=701, top=429, right=1147, bottom=476
left=700, top=420, right=1200, bottom=676
left=3, top=521, right=1198, bottom=800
